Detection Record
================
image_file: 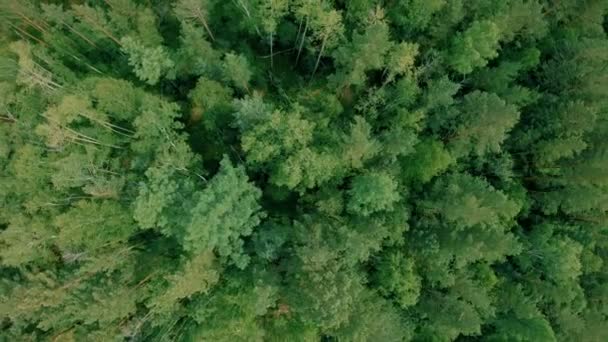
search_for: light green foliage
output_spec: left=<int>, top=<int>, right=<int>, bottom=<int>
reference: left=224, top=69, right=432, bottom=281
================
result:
left=222, top=52, right=253, bottom=91
left=347, top=171, right=400, bottom=217
left=416, top=266, right=498, bottom=340
left=152, top=250, right=220, bottom=313
left=448, top=20, right=501, bottom=74
left=375, top=249, right=422, bottom=308
left=489, top=316, right=556, bottom=342
left=287, top=258, right=365, bottom=330
left=189, top=77, right=232, bottom=110
left=488, top=282, right=557, bottom=342
left=309, top=6, right=344, bottom=51
left=424, top=76, right=461, bottom=111
left=9, top=41, right=61, bottom=91
left=232, top=92, right=273, bottom=131
left=380, top=108, right=422, bottom=159
left=272, top=147, right=342, bottom=190
left=121, top=36, right=174, bottom=85
left=341, top=116, right=379, bottom=169
left=184, top=157, right=264, bottom=268
left=255, top=0, right=289, bottom=35
left=472, top=48, right=541, bottom=106
left=388, top=0, right=446, bottom=33
left=532, top=100, right=597, bottom=165
left=1, top=1, right=607, bottom=341
left=88, top=77, right=140, bottom=121
left=415, top=173, right=522, bottom=278
left=133, top=161, right=195, bottom=232
left=131, top=96, right=183, bottom=155
left=0, top=216, right=55, bottom=266
left=426, top=173, right=520, bottom=230
left=402, top=138, right=453, bottom=183
left=385, top=42, right=419, bottom=83
left=135, top=7, right=164, bottom=46
left=174, top=0, right=215, bottom=40
left=241, top=106, right=314, bottom=165
left=332, top=19, right=391, bottom=87
left=238, top=102, right=345, bottom=191
left=493, top=0, right=547, bottom=43
left=331, top=290, right=412, bottom=341
left=512, top=224, right=590, bottom=340
left=188, top=76, right=233, bottom=129
left=55, top=200, right=134, bottom=251
left=174, top=21, right=221, bottom=77
left=188, top=268, right=278, bottom=341
left=450, top=91, right=520, bottom=157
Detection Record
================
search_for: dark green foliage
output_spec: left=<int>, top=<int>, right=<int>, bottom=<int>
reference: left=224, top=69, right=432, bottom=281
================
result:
left=0, top=0, right=607, bottom=341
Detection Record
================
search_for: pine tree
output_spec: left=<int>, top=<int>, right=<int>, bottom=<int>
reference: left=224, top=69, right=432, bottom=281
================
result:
left=1, top=0, right=607, bottom=340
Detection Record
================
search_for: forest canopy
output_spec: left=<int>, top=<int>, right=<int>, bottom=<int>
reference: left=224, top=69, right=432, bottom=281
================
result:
left=0, top=0, right=607, bottom=341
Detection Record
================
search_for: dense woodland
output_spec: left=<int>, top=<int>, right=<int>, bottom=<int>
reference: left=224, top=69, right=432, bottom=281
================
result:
left=0, top=0, right=607, bottom=340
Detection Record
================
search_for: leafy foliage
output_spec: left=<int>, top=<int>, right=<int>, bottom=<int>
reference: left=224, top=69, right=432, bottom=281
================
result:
left=0, top=0, right=607, bottom=341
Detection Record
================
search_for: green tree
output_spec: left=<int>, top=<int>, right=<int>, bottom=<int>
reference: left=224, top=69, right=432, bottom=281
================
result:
left=121, top=36, right=174, bottom=85
left=347, top=171, right=401, bottom=217
left=1, top=0, right=608, bottom=340
left=374, top=249, right=422, bottom=308
left=184, top=156, right=264, bottom=268
left=448, top=20, right=501, bottom=74
left=174, top=0, right=216, bottom=41
left=309, top=5, right=344, bottom=77
left=331, top=17, right=391, bottom=87
left=448, top=91, right=520, bottom=157
left=222, top=52, right=252, bottom=91
left=254, top=0, right=289, bottom=67
left=388, top=0, right=446, bottom=34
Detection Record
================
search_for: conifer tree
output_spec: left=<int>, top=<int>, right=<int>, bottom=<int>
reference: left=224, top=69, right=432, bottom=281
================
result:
left=0, top=0, right=607, bottom=340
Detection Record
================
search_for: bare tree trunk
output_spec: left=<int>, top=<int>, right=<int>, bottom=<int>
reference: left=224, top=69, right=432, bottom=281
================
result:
left=270, top=32, right=274, bottom=68
left=195, top=9, right=215, bottom=41
left=311, top=36, right=326, bottom=79
left=77, top=11, right=122, bottom=46
left=233, top=0, right=261, bottom=36
left=295, top=17, right=308, bottom=66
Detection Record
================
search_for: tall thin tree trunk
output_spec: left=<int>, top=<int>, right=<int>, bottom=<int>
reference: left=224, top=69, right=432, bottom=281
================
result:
left=295, top=18, right=308, bottom=66
left=270, top=32, right=274, bottom=68
left=295, top=17, right=303, bottom=48
left=197, top=14, right=215, bottom=41
left=233, top=0, right=262, bottom=36
left=311, top=35, right=326, bottom=79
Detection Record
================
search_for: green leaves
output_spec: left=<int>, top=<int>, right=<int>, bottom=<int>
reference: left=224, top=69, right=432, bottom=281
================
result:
left=331, top=19, right=390, bottom=87
left=449, top=91, right=520, bottom=157
left=222, top=53, right=253, bottom=91
left=152, top=250, right=220, bottom=313
left=402, top=138, right=453, bottom=184
left=448, top=20, right=501, bottom=74
left=174, top=0, right=216, bottom=41
left=341, top=116, right=380, bottom=169
left=241, top=106, right=314, bottom=165
left=388, top=0, right=446, bottom=33
left=425, top=173, right=520, bottom=229
left=255, top=0, right=289, bottom=35
left=136, top=153, right=263, bottom=269
left=121, top=37, right=174, bottom=85
left=55, top=200, right=135, bottom=251
left=0, top=215, right=55, bottom=266
left=375, top=249, right=421, bottom=308
left=188, top=76, right=233, bottom=129
left=347, top=171, right=400, bottom=217
left=133, top=161, right=194, bottom=232
left=184, top=157, right=264, bottom=268
left=1, top=0, right=607, bottom=340
left=385, top=42, right=419, bottom=83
